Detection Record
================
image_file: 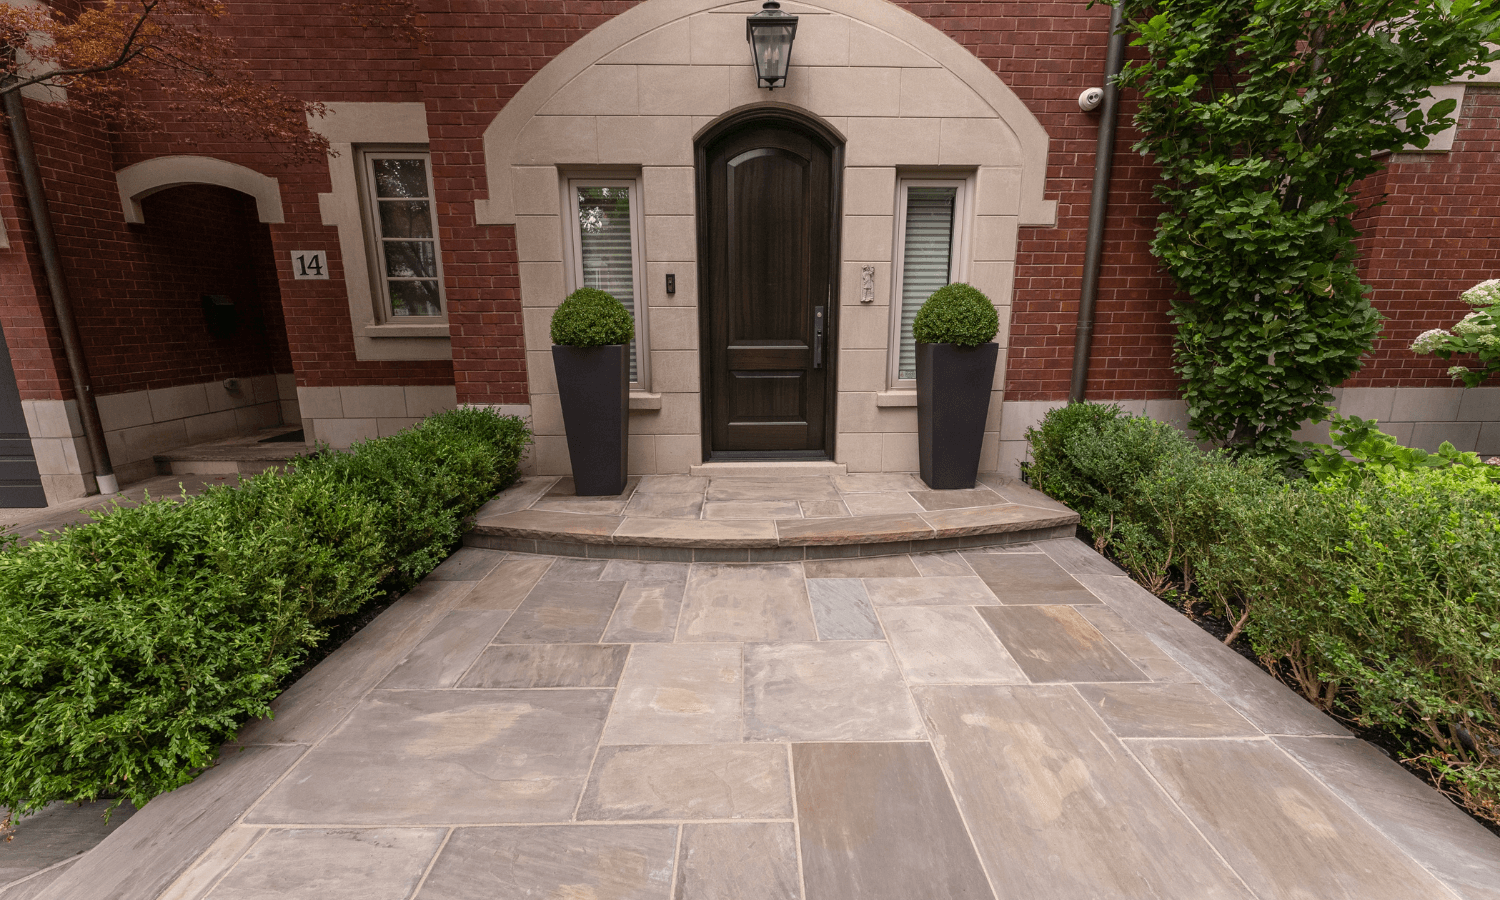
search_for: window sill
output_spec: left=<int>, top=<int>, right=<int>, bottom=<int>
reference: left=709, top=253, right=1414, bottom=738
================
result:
left=629, top=391, right=662, bottom=411
left=876, top=390, right=918, bottom=407
left=364, top=323, right=450, bottom=339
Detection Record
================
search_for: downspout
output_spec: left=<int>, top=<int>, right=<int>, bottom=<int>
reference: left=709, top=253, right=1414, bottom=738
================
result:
left=2, top=80, right=117, bottom=493
left=1068, top=1, right=1129, bottom=402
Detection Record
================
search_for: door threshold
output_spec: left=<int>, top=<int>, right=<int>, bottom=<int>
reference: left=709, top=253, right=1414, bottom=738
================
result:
left=689, top=460, right=848, bottom=477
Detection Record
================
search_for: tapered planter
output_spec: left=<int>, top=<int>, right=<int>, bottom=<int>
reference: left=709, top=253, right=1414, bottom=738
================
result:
left=552, top=344, right=629, bottom=496
left=916, top=342, right=999, bottom=490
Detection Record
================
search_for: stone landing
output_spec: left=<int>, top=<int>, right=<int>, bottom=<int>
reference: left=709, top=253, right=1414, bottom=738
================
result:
left=464, top=473, right=1079, bottom=562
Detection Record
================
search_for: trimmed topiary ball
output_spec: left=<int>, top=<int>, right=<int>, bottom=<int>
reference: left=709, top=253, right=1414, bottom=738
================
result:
left=550, top=288, right=635, bottom=347
left=912, top=282, right=998, bottom=347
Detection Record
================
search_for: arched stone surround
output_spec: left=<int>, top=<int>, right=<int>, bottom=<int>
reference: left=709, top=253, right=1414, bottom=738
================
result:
left=479, top=0, right=1055, bottom=476
left=115, top=156, right=284, bottom=225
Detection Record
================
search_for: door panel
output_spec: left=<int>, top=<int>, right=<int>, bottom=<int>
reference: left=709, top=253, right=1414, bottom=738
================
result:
left=0, top=324, right=46, bottom=507
left=699, top=114, right=840, bottom=457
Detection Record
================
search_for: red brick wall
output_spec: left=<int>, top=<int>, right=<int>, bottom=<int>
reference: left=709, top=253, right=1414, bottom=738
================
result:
left=108, top=1, right=453, bottom=387
left=901, top=2, right=1499, bottom=402
left=0, top=113, right=72, bottom=402
left=1347, top=85, right=1500, bottom=388
left=80, top=184, right=287, bottom=394
left=0, top=0, right=451, bottom=405
left=418, top=1, right=640, bottom=407
left=897, top=1, right=1180, bottom=402
left=3, top=0, right=1495, bottom=412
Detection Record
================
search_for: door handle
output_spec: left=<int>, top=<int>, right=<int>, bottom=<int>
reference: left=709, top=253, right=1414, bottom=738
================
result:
left=813, top=305, right=825, bottom=369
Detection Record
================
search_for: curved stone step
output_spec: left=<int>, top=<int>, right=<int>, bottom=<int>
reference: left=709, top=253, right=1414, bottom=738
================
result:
left=463, top=473, right=1079, bottom=562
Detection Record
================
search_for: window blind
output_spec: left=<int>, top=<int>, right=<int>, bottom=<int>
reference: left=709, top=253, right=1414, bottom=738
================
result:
left=897, top=186, right=958, bottom=381
left=576, top=186, right=639, bottom=382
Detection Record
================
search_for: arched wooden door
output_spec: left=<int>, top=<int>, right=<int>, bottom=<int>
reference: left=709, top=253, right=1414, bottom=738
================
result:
left=696, top=109, right=842, bottom=460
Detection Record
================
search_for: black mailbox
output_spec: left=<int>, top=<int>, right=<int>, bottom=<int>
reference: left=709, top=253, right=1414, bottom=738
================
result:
left=202, top=294, right=237, bottom=339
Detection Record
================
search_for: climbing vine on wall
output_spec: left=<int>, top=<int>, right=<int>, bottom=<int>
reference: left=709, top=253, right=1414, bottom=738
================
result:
left=1117, top=0, right=1500, bottom=459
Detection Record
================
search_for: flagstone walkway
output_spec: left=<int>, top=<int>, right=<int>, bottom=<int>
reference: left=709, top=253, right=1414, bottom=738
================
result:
left=19, top=532, right=1500, bottom=899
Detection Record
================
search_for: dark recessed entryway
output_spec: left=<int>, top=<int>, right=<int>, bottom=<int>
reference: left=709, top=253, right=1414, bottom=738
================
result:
left=0, top=324, right=46, bottom=507
left=696, top=107, right=842, bottom=461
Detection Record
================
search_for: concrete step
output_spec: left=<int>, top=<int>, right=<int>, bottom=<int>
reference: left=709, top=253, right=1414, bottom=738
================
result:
left=689, top=460, right=848, bottom=477
left=153, top=426, right=311, bottom=476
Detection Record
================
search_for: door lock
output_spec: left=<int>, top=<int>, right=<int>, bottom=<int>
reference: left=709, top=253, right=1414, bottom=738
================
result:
left=813, top=305, right=825, bottom=369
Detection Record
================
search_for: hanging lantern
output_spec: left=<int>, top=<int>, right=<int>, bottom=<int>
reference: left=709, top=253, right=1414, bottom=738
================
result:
left=746, top=1, right=798, bottom=90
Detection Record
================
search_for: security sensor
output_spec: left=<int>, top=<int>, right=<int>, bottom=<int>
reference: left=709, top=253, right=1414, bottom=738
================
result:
left=1079, top=87, right=1105, bottom=112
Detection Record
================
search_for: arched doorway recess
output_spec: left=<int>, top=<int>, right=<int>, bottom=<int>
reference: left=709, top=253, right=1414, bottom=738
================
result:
left=479, top=0, right=1054, bottom=476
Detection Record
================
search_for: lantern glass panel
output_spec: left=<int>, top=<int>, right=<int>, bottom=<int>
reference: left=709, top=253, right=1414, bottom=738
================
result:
left=751, top=23, right=795, bottom=86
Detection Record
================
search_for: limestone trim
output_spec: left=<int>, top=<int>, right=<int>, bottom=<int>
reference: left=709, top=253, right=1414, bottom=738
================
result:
left=309, top=102, right=450, bottom=361
left=296, top=384, right=459, bottom=449
left=115, top=156, right=285, bottom=225
left=475, top=0, right=1056, bottom=228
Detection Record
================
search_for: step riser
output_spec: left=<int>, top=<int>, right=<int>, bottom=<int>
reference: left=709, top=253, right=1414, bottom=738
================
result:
left=465, top=523, right=1078, bottom=562
left=688, top=461, right=849, bottom=477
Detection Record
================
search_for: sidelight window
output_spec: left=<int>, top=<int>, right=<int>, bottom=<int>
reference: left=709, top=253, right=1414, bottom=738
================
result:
left=891, top=177, right=970, bottom=386
left=359, top=149, right=445, bottom=321
left=565, top=177, right=647, bottom=387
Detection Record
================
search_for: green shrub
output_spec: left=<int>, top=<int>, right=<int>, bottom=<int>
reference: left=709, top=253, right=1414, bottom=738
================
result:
left=0, top=407, right=530, bottom=821
left=1024, top=401, right=1500, bottom=824
left=1118, top=0, right=1495, bottom=458
left=291, top=407, right=532, bottom=598
left=550, top=288, right=635, bottom=347
left=1223, top=470, right=1500, bottom=821
left=1304, top=413, right=1499, bottom=489
left=911, top=283, right=998, bottom=347
left=1025, top=401, right=1276, bottom=601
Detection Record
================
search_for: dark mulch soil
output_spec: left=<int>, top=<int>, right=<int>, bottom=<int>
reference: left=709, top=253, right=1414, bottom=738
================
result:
left=280, top=588, right=406, bottom=688
left=1079, top=529, right=1500, bottom=840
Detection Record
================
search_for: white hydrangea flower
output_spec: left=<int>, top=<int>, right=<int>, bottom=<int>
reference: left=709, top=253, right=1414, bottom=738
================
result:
left=1454, top=311, right=1497, bottom=336
left=1449, top=365, right=1471, bottom=376
left=1411, top=328, right=1452, bottom=353
left=1480, top=333, right=1500, bottom=348
left=1461, top=279, right=1500, bottom=307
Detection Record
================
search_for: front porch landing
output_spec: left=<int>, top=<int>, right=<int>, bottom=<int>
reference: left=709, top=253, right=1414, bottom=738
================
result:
left=466, top=473, right=1078, bottom=562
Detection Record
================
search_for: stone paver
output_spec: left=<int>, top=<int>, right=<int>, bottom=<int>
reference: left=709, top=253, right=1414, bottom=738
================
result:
left=805, top=578, right=882, bottom=640
left=578, top=744, right=792, bottom=821
left=202, top=828, right=445, bottom=900
left=415, top=825, right=677, bottom=899
left=794, top=742, right=992, bottom=899
left=978, top=604, right=1147, bottom=682
left=915, top=684, right=1257, bottom=899
left=675, top=823, right=800, bottom=900
left=0, top=800, right=136, bottom=890
left=879, top=606, right=1027, bottom=685
left=743, top=642, right=925, bottom=742
left=1134, top=739, right=1458, bottom=899
left=42, top=525, right=1500, bottom=900
left=249, top=690, right=613, bottom=824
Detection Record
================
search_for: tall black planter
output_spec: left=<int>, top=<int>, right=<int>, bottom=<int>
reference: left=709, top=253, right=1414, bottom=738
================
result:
left=916, top=342, right=999, bottom=490
left=552, top=344, right=629, bottom=496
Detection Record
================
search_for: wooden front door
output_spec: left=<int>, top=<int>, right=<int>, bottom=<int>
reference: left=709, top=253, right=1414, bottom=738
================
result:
left=697, top=111, right=841, bottom=459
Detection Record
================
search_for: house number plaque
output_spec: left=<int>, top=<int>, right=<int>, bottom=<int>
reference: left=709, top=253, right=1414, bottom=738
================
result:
left=290, top=250, right=330, bottom=280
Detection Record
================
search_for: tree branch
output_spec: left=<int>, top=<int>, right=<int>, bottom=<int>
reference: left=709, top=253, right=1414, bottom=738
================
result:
left=0, top=1, right=159, bottom=97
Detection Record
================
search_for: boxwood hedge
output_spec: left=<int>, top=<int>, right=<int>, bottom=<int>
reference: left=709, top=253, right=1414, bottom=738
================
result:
left=1026, top=402, right=1500, bottom=824
left=0, top=407, right=530, bottom=823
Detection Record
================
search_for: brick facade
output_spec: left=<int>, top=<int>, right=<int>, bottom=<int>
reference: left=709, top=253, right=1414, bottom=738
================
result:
left=1348, top=86, right=1500, bottom=388
left=1, top=0, right=1495, bottom=497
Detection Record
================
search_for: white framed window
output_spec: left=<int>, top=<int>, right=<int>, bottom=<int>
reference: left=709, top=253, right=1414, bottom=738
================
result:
left=358, top=148, right=445, bottom=322
left=889, top=176, right=972, bottom=386
left=563, top=176, right=648, bottom=388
